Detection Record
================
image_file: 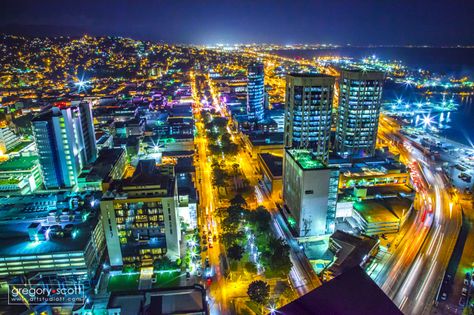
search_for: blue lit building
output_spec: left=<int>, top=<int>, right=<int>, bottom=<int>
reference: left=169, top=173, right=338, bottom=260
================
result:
left=336, top=69, right=384, bottom=158
left=247, top=62, right=265, bottom=122
left=32, top=103, right=97, bottom=189
left=284, top=73, right=335, bottom=163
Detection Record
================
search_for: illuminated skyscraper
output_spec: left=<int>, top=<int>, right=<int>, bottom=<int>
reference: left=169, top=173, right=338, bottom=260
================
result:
left=247, top=62, right=265, bottom=122
left=336, top=69, right=384, bottom=157
left=76, top=101, right=98, bottom=163
left=284, top=73, right=335, bottom=163
left=32, top=103, right=96, bottom=189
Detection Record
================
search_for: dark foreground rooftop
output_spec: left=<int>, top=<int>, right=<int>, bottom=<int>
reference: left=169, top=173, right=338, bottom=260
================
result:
left=276, top=266, right=402, bottom=315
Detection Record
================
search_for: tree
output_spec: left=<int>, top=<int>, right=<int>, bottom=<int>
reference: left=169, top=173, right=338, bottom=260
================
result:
left=230, top=194, right=247, bottom=207
left=221, top=231, right=243, bottom=248
left=261, top=237, right=292, bottom=276
left=153, top=256, right=177, bottom=271
left=244, top=261, right=257, bottom=273
left=247, top=280, right=270, bottom=305
left=249, top=206, right=271, bottom=232
left=227, top=244, right=244, bottom=261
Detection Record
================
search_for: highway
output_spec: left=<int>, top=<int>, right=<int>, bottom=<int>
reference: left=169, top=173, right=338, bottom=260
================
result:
left=378, top=117, right=462, bottom=314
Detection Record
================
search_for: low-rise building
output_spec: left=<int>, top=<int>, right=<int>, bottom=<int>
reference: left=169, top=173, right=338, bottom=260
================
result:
left=241, top=132, right=284, bottom=160
left=0, top=193, right=105, bottom=286
left=0, top=155, right=42, bottom=195
left=327, top=230, right=379, bottom=278
left=351, top=197, right=413, bottom=236
left=257, top=153, right=283, bottom=200
left=78, top=148, right=127, bottom=192
left=0, top=126, right=21, bottom=154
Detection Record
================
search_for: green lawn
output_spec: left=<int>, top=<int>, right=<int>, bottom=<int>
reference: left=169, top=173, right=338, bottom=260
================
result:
left=108, top=274, right=139, bottom=292
left=152, top=271, right=182, bottom=288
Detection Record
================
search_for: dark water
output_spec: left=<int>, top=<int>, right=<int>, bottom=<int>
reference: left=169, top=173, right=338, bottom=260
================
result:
left=274, top=47, right=474, bottom=76
left=274, top=47, right=474, bottom=146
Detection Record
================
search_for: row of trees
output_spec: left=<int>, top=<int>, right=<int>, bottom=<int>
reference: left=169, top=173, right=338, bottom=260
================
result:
left=217, top=195, right=292, bottom=277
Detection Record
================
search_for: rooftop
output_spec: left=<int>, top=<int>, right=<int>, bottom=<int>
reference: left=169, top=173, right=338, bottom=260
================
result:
left=353, top=197, right=412, bottom=223
left=277, top=266, right=401, bottom=315
left=258, top=153, right=283, bottom=177
left=0, top=156, right=38, bottom=171
left=287, top=149, right=326, bottom=170
left=329, top=230, right=378, bottom=277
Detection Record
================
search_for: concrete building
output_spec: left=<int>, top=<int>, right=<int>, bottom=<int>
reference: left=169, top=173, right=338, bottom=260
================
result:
left=100, top=160, right=181, bottom=271
left=351, top=197, right=412, bottom=236
left=241, top=132, right=284, bottom=160
left=282, top=149, right=339, bottom=237
left=0, top=193, right=105, bottom=285
left=284, top=74, right=335, bottom=163
left=257, top=153, right=283, bottom=200
left=247, top=62, right=265, bottom=122
left=77, top=148, right=127, bottom=192
left=336, top=69, right=384, bottom=157
left=0, top=155, right=42, bottom=195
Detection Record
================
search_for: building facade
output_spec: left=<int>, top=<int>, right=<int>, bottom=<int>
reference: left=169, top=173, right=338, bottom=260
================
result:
left=0, top=126, right=20, bottom=154
left=247, top=62, right=265, bottom=122
left=32, top=104, right=97, bottom=189
left=100, top=160, right=181, bottom=270
left=282, top=149, right=339, bottom=237
left=336, top=69, right=384, bottom=157
left=284, top=74, right=335, bottom=163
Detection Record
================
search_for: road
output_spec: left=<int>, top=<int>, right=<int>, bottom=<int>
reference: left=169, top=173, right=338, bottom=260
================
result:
left=191, top=71, right=230, bottom=315
left=378, top=117, right=462, bottom=314
left=234, top=134, right=320, bottom=296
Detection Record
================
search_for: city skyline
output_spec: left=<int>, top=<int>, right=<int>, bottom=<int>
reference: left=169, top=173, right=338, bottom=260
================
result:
left=1, top=1, right=474, bottom=314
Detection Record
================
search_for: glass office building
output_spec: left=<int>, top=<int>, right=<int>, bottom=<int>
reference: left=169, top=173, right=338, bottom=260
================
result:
left=247, top=62, right=265, bottom=122
left=336, top=69, right=384, bottom=157
left=32, top=103, right=97, bottom=189
left=284, top=74, right=335, bottom=163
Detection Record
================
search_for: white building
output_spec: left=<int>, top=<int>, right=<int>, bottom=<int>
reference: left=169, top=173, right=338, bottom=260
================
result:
left=282, top=149, right=339, bottom=237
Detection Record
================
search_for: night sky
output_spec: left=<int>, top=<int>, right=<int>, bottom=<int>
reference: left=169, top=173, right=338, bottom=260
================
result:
left=1, top=0, right=473, bottom=45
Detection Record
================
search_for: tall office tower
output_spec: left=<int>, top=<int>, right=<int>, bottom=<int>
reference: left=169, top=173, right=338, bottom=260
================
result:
left=32, top=106, right=94, bottom=189
left=247, top=62, right=265, bottom=122
left=336, top=69, right=384, bottom=157
left=76, top=101, right=97, bottom=163
left=284, top=73, right=335, bottom=163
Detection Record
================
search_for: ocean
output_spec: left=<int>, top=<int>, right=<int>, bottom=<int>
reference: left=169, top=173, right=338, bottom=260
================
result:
left=273, top=47, right=474, bottom=147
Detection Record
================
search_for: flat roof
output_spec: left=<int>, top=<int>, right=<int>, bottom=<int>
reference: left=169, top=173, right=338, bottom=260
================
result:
left=0, top=156, right=38, bottom=171
left=353, top=197, right=411, bottom=223
left=258, top=153, right=283, bottom=177
left=286, top=149, right=326, bottom=170
left=0, top=216, right=98, bottom=257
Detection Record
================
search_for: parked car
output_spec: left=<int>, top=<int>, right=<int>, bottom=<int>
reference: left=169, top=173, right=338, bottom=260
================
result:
left=441, top=292, right=447, bottom=301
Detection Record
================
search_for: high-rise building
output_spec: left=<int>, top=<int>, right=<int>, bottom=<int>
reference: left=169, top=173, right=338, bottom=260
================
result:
left=336, top=69, right=384, bottom=157
left=77, top=101, right=98, bottom=163
left=100, top=160, right=181, bottom=270
left=284, top=74, right=335, bottom=163
left=32, top=104, right=96, bottom=189
left=247, top=62, right=265, bottom=122
left=282, top=149, right=339, bottom=237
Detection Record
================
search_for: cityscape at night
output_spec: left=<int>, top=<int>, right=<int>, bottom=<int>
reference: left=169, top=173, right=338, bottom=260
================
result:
left=0, top=1, right=474, bottom=314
